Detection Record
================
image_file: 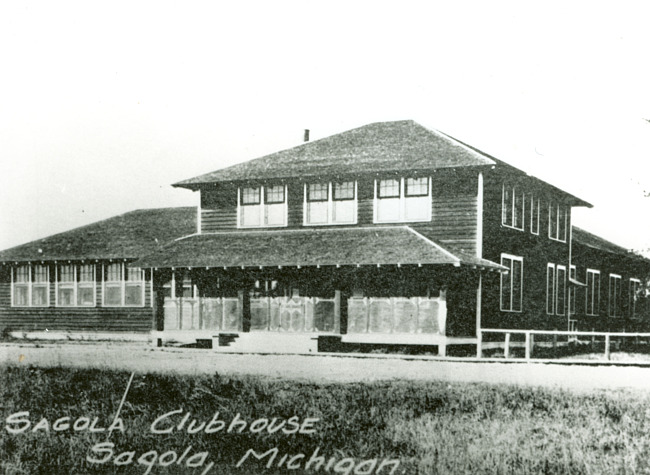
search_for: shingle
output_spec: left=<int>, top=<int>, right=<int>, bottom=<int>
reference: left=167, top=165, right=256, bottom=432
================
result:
left=0, top=207, right=196, bottom=262
left=131, top=226, right=504, bottom=270
left=173, top=120, right=495, bottom=186
left=573, top=227, right=649, bottom=261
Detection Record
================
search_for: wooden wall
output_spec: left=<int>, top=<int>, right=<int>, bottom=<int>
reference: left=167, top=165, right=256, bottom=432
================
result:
left=0, top=265, right=153, bottom=333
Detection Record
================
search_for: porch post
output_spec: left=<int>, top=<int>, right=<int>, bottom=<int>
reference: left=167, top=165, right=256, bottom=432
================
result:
left=476, top=273, right=483, bottom=358
left=152, top=269, right=165, bottom=348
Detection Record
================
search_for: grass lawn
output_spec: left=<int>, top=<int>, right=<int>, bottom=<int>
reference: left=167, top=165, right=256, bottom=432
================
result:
left=2, top=364, right=650, bottom=474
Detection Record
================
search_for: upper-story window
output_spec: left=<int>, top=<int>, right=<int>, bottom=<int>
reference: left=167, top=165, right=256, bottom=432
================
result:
left=238, top=185, right=287, bottom=228
left=500, top=254, right=523, bottom=312
left=12, top=264, right=49, bottom=307
left=502, top=185, right=525, bottom=230
left=374, top=177, right=431, bottom=223
left=56, top=264, right=96, bottom=307
left=608, top=273, right=622, bottom=317
left=103, top=263, right=144, bottom=307
left=304, top=181, right=357, bottom=225
left=530, top=194, right=540, bottom=235
left=585, top=269, right=600, bottom=316
left=548, top=201, right=567, bottom=242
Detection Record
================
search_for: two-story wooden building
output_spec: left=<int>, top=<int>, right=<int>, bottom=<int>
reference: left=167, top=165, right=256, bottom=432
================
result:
left=131, top=120, right=639, bottom=354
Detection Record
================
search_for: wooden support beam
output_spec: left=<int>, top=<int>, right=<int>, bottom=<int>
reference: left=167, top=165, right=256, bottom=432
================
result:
left=524, top=331, right=531, bottom=360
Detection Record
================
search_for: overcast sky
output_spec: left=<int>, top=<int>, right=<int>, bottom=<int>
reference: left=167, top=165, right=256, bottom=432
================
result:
left=1, top=1, right=649, bottom=255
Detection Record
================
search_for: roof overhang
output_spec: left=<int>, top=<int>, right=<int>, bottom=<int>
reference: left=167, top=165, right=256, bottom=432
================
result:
left=131, top=226, right=506, bottom=272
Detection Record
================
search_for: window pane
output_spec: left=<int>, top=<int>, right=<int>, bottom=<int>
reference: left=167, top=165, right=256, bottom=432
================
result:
left=78, top=286, right=95, bottom=306
left=404, top=196, right=430, bottom=221
left=126, top=267, right=143, bottom=282
left=513, top=189, right=524, bottom=229
left=333, top=182, right=354, bottom=200
left=376, top=198, right=400, bottom=222
left=33, top=265, right=49, bottom=283
left=58, top=265, right=74, bottom=283
left=405, top=178, right=428, bottom=197
left=106, top=263, right=122, bottom=282
left=105, top=285, right=122, bottom=306
left=14, top=285, right=29, bottom=306
left=556, top=267, right=566, bottom=315
left=125, top=284, right=143, bottom=306
left=79, top=265, right=94, bottom=282
left=546, top=265, right=555, bottom=314
left=58, top=287, right=75, bottom=306
left=500, top=257, right=512, bottom=311
left=241, top=205, right=261, bottom=226
left=502, top=186, right=513, bottom=225
left=265, top=203, right=286, bottom=226
left=15, top=266, right=29, bottom=283
left=32, top=286, right=48, bottom=306
left=265, top=185, right=285, bottom=204
left=558, top=206, right=567, bottom=241
left=549, top=203, right=558, bottom=239
left=332, top=200, right=355, bottom=223
left=378, top=179, right=400, bottom=198
left=241, top=187, right=260, bottom=205
left=308, top=183, right=328, bottom=202
left=307, top=201, right=328, bottom=224
left=512, top=260, right=522, bottom=312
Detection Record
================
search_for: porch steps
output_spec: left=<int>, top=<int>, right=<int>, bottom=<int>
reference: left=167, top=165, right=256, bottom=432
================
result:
left=214, top=332, right=319, bottom=354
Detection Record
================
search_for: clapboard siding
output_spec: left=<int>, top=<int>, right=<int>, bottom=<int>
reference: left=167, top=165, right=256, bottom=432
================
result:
left=0, top=268, right=153, bottom=332
left=201, top=209, right=237, bottom=232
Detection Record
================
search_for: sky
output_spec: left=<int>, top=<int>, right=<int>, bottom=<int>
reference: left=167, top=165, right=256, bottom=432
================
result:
left=1, top=1, right=649, bottom=254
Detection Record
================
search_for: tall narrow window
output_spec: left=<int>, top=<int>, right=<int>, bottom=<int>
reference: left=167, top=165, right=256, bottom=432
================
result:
left=125, top=266, right=144, bottom=306
left=239, top=185, right=287, bottom=227
left=568, top=265, right=577, bottom=316
left=500, top=254, right=523, bottom=312
left=77, top=264, right=96, bottom=306
left=556, top=265, right=566, bottom=316
left=629, top=278, right=641, bottom=318
left=530, top=194, right=540, bottom=235
left=104, top=263, right=123, bottom=306
left=502, top=185, right=525, bottom=230
left=585, top=269, right=600, bottom=316
left=375, top=177, right=430, bottom=223
left=609, top=274, right=622, bottom=317
left=11, top=265, right=49, bottom=307
left=548, top=202, right=567, bottom=242
left=546, top=263, right=556, bottom=315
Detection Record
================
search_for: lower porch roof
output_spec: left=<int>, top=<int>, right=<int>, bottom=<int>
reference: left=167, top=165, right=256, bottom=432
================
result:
left=131, top=226, right=504, bottom=271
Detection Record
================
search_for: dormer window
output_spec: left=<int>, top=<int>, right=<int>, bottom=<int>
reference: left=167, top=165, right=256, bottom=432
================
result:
left=374, top=177, right=431, bottom=223
left=305, top=181, right=357, bottom=225
left=238, top=185, right=287, bottom=228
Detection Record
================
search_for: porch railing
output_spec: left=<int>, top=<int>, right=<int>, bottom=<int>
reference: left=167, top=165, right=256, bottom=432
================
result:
left=347, top=296, right=446, bottom=335
left=164, top=297, right=241, bottom=332
left=249, top=295, right=340, bottom=333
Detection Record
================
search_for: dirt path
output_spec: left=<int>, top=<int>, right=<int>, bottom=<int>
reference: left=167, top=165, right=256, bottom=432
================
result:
left=2, top=342, right=650, bottom=391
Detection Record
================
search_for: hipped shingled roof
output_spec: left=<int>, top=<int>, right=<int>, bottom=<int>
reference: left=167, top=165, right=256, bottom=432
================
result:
left=131, top=226, right=505, bottom=270
left=0, top=207, right=196, bottom=263
left=173, top=120, right=496, bottom=187
left=573, top=227, right=650, bottom=262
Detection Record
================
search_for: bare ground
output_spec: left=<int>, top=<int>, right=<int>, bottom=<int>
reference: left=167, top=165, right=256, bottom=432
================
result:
left=2, top=341, right=650, bottom=391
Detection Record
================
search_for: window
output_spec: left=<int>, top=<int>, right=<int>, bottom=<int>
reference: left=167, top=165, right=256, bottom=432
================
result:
left=546, top=264, right=555, bottom=315
left=568, top=265, right=577, bottom=316
left=305, top=181, right=357, bottom=225
left=548, top=202, right=567, bottom=242
left=500, top=254, right=523, bottom=312
left=12, top=264, right=50, bottom=307
left=56, top=264, right=96, bottom=307
left=103, top=263, right=144, bottom=307
left=238, top=185, right=287, bottom=227
left=609, top=274, right=622, bottom=317
left=585, top=269, right=600, bottom=316
left=502, top=185, right=525, bottom=230
left=629, top=278, right=641, bottom=318
left=374, top=177, right=431, bottom=223
left=530, top=194, right=540, bottom=235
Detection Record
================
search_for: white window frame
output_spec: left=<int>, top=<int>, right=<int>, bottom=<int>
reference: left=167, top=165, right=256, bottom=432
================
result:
left=546, top=263, right=556, bottom=315
left=11, top=264, right=50, bottom=308
left=501, top=184, right=525, bottom=231
left=102, top=263, right=145, bottom=307
left=237, top=185, right=288, bottom=228
left=609, top=273, right=622, bottom=317
left=568, top=265, right=577, bottom=316
left=373, top=177, right=432, bottom=224
left=585, top=269, right=601, bottom=316
left=530, top=194, right=540, bottom=235
left=303, top=181, right=358, bottom=226
left=548, top=202, right=567, bottom=243
left=55, top=264, right=97, bottom=307
left=500, top=253, right=523, bottom=313
left=629, top=278, right=641, bottom=318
